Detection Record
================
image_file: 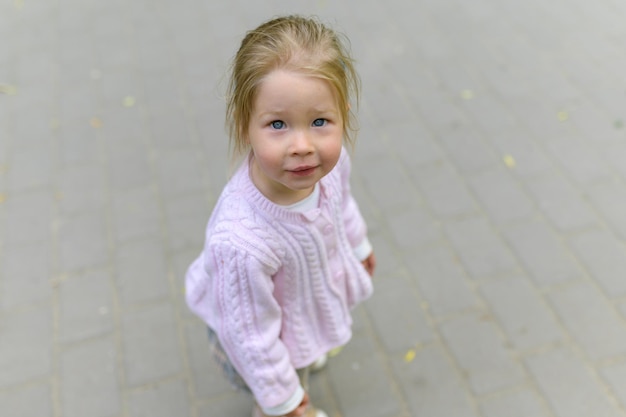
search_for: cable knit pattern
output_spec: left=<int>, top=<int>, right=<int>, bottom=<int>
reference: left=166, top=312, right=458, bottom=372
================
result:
left=185, top=147, right=373, bottom=410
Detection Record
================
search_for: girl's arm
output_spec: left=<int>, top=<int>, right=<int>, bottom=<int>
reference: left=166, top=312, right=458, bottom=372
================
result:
left=210, top=240, right=303, bottom=412
left=337, top=148, right=375, bottom=275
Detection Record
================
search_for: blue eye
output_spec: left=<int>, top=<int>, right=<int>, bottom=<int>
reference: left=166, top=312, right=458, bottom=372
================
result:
left=312, top=118, right=326, bottom=127
left=271, top=120, right=285, bottom=129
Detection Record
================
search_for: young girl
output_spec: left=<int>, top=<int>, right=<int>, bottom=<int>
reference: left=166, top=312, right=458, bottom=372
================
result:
left=185, top=15, right=376, bottom=417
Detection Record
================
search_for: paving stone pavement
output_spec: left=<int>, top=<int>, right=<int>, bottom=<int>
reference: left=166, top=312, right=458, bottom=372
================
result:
left=2, top=0, right=626, bottom=416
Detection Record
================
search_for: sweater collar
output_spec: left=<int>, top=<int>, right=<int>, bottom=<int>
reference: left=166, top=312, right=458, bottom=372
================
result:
left=235, top=154, right=328, bottom=223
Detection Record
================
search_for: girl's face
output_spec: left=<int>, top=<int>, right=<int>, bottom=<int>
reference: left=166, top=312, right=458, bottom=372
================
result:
left=246, top=69, right=343, bottom=205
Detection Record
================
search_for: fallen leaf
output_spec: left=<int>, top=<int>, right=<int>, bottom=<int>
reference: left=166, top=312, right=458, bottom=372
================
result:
left=50, top=118, right=60, bottom=130
left=90, top=117, right=103, bottom=128
left=0, top=193, right=5, bottom=203
left=460, top=89, right=474, bottom=100
left=0, top=84, right=17, bottom=95
left=557, top=111, right=568, bottom=122
left=404, top=349, right=416, bottom=363
left=328, top=346, right=343, bottom=357
left=503, top=154, right=516, bottom=168
left=123, top=96, right=136, bottom=107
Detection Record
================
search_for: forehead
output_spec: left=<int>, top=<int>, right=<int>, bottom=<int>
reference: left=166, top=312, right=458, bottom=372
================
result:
left=252, top=69, right=339, bottom=112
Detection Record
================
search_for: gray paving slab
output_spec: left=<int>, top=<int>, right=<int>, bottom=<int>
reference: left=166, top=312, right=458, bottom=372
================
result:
left=121, top=304, right=183, bottom=387
left=479, top=387, right=552, bottom=417
left=0, top=305, right=53, bottom=388
left=444, top=216, right=519, bottom=279
left=602, top=362, right=626, bottom=411
left=468, top=168, right=536, bottom=225
left=0, top=383, right=53, bottom=417
left=411, top=162, right=479, bottom=219
left=440, top=314, right=525, bottom=395
left=548, top=282, right=626, bottom=361
left=60, top=338, right=121, bottom=417
left=526, top=347, right=622, bottom=417
left=586, top=181, right=626, bottom=241
left=364, top=274, right=434, bottom=354
left=479, top=274, right=565, bottom=351
left=405, top=244, right=479, bottom=318
left=569, top=229, right=626, bottom=298
left=57, top=211, right=110, bottom=272
left=127, top=379, right=192, bottom=417
left=525, top=172, right=600, bottom=233
left=3, top=189, right=53, bottom=245
left=327, top=351, right=404, bottom=417
left=58, top=269, right=115, bottom=344
left=502, top=219, right=582, bottom=287
left=544, top=136, right=614, bottom=187
left=390, top=345, right=478, bottom=417
left=112, top=186, right=162, bottom=243
left=3, top=0, right=626, bottom=416
left=115, top=239, right=170, bottom=307
left=1, top=241, right=52, bottom=310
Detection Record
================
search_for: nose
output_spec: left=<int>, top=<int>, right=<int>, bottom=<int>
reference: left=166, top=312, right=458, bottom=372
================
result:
left=289, top=130, right=314, bottom=155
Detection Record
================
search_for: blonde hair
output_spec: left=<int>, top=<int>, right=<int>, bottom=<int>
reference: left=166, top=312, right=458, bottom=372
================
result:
left=226, top=15, right=361, bottom=158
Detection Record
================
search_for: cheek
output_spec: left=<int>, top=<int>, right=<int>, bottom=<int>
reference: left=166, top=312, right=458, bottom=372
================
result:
left=325, top=134, right=344, bottom=158
left=253, top=145, right=283, bottom=171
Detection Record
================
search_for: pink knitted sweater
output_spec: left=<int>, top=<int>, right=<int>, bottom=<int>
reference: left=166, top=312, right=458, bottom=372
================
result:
left=185, top=148, right=373, bottom=410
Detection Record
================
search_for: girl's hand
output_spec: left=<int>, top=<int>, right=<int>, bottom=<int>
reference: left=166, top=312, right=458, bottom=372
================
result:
left=362, top=252, right=376, bottom=277
left=284, top=392, right=310, bottom=417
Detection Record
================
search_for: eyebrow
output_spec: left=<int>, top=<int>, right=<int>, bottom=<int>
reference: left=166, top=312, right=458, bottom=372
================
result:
left=257, top=107, right=338, bottom=118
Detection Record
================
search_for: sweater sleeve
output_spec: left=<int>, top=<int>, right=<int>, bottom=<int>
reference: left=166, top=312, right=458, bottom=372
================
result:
left=210, top=239, right=301, bottom=411
left=337, top=148, right=372, bottom=258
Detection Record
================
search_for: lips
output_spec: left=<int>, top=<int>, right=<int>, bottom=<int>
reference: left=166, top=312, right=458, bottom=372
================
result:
left=290, top=165, right=316, bottom=172
left=288, top=165, right=318, bottom=176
